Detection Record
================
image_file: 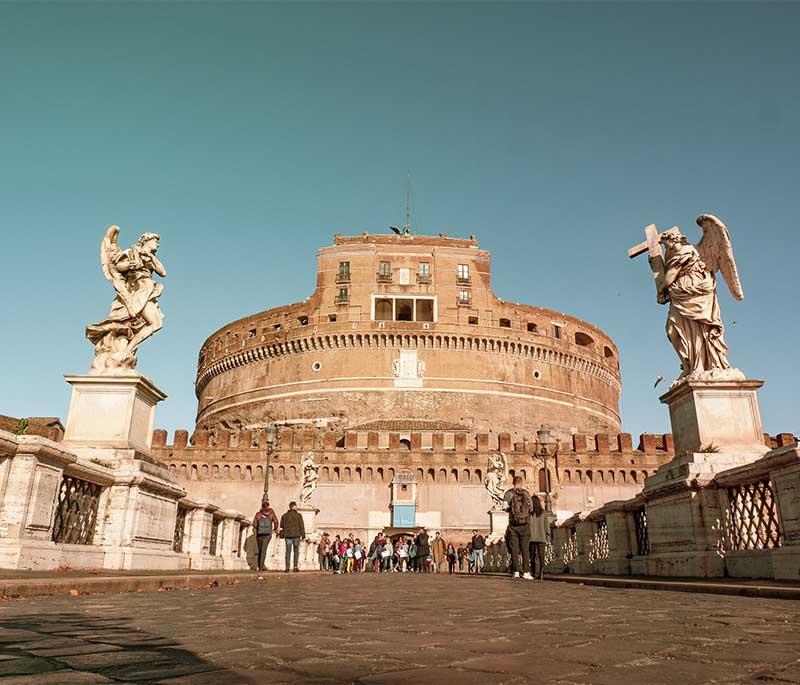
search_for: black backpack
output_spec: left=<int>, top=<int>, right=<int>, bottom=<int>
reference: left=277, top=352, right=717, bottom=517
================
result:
left=510, top=489, right=531, bottom=525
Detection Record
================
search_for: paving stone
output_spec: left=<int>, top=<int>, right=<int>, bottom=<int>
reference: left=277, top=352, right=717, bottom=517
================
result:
left=0, top=671, right=113, bottom=684
left=0, top=656, right=59, bottom=676
left=2, top=574, right=799, bottom=683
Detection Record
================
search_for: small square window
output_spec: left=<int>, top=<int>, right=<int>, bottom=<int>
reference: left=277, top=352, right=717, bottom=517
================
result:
left=499, top=318, right=511, bottom=328
left=328, top=314, right=337, bottom=322
left=468, top=316, right=479, bottom=325
left=527, top=322, right=538, bottom=333
left=297, top=316, right=308, bottom=326
left=274, top=324, right=282, bottom=332
left=553, top=324, right=562, bottom=339
left=458, top=289, right=471, bottom=303
left=419, top=262, right=430, bottom=275
left=457, top=264, right=470, bottom=280
left=379, top=261, right=391, bottom=276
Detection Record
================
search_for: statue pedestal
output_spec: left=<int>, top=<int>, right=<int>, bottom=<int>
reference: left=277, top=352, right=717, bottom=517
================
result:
left=640, top=378, right=770, bottom=577
left=660, top=378, right=768, bottom=458
left=297, top=506, right=318, bottom=538
left=64, top=373, right=166, bottom=457
left=488, top=509, right=508, bottom=541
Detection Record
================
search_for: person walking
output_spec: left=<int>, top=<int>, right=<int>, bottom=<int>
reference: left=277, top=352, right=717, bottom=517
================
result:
left=252, top=499, right=278, bottom=572
left=504, top=476, right=533, bottom=580
left=471, top=529, right=486, bottom=573
left=415, top=529, right=430, bottom=573
left=431, top=531, right=447, bottom=573
left=528, top=495, right=550, bottom=580
left=278, top=501, right=306, bottom=573
left=446, top=543, right=457, bottom=574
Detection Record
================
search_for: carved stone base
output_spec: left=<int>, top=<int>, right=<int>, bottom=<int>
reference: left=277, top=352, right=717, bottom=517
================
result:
left=660, top=378, right=767, bottom=458
left=488, top=509, right=508, bottom=541
left=297, top=506, right=319, bottom=539
left=64, top=373, right=167, bottom=457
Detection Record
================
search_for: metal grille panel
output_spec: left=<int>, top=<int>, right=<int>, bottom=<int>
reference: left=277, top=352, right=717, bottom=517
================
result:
left=209, top=516, right=222, bottom=556
left=589, top=520, right=609, bottom=563
left=726, top=479, right=782, bottom=551
left=561, top=529, right=577, bottom=566
left=634, top=507, right=650, bottom=556
left=51, top=475, right=102, bottom=545
left=173, top=505, right=188, bottom=553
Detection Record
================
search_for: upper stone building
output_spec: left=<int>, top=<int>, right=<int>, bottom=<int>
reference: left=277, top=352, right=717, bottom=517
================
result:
left=195, top=232, right=621, bottom=443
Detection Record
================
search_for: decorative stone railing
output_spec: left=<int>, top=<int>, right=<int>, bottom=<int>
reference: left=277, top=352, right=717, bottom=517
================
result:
left=0, top=429, right=257, bottom=572
left=543, top=443, right=800, bottom=581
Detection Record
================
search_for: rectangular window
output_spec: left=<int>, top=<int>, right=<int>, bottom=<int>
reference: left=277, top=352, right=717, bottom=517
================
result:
left=458, top=289, right=471, bottom=304
left=416, top=299, right=434, bottom=322
left=379, top=261, right=391, bottom=276
left=375, top=298, right=393, bottom=320
left=553, top=324, right=562, bottom=339
left=457, top=264, right=470, bottom=280
left=499, top=318, right=511, bottom=328
left=396, top=299, right=413, bottom=321
left=419, top=262, right=430, bottom=276
left=336, top=288, right=349, bottom=304
left=468, top=316, right=479, bottom=325
left=328, top=314, right=337, bottom=322
left=338, top=261, right=350, bottom=280
left=527, top=322, right=538, bottom=333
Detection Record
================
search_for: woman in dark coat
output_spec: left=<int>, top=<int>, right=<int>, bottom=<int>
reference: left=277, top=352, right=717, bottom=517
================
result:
left=415, top=529, right=431, bottom=573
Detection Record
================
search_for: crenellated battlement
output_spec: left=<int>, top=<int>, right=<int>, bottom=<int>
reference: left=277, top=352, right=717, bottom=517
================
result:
left=152, top=426, right=680, bottom=457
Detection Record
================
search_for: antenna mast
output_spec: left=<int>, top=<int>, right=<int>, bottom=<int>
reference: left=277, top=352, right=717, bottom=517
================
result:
left=403, top=173, right=413, bottom=235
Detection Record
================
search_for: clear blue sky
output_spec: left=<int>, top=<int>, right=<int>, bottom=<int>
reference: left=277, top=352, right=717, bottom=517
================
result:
left=1, top=2, right=797, bottom=439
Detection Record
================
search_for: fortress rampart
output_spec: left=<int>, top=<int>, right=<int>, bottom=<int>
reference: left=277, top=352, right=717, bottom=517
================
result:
left=193, top=232, right=622, bottom=439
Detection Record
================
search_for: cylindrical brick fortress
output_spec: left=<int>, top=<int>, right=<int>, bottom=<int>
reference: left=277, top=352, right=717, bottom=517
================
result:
left=194, top=232, right=621, bottom=442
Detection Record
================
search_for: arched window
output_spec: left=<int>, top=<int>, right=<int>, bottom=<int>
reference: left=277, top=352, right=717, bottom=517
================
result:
left=399, top=438, right=411, bottom=450
left=575, top=332, right=594, bottom=347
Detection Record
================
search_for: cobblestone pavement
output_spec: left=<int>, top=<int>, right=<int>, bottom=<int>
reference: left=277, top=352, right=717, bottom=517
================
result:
left=1, top=573, right=799, bottom=684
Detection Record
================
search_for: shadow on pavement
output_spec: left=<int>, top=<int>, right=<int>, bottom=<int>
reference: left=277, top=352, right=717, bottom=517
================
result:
left=0, top=612, right=253, bottom=684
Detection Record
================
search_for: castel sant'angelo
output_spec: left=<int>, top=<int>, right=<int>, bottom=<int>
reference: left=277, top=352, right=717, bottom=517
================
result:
left=154, top=229, right=678, bottom=539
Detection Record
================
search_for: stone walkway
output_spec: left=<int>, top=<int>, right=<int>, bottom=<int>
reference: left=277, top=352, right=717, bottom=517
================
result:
left=1, top=573, right=799, bottom=684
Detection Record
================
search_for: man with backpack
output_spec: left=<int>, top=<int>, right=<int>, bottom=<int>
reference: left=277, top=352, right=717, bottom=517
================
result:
left=503, top=476, right=534, bottom=580
left=252, top=499, right=279, bottom=572
left=279, top=501, right=306, bottom=572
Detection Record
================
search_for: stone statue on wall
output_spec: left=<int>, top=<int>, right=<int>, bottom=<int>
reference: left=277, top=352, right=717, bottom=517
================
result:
left=629, top=214, right=744, bottom=385
left=484, top=452, right=509, bottom=509
left=299, top=451, right=320, bottom=506
left=86, top=226, right=166, bottom=374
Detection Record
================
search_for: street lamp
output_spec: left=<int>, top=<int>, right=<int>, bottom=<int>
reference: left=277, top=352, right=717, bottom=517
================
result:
left=263, top=423, right=278, bottom=500
left=535, top=425, right=555, bottom=513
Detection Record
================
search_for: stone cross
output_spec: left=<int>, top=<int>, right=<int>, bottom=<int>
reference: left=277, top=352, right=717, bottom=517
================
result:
left=628, top=223, right=674, bottom=293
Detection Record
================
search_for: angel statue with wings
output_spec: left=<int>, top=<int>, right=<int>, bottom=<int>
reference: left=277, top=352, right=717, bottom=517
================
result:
left=484, top=452, right=509, bottom=510
left=85, top=226, right=166, bottom=373
left=630, top=214, right=744, bottom=385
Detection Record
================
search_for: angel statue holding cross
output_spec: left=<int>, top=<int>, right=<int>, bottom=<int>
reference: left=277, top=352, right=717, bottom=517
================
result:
left=85, top=225, right=166, bottom=374
left=629, top=214, right=744, bottom=385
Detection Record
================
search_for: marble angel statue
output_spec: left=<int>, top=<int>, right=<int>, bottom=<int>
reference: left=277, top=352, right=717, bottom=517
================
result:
left=484, top=452, right=509, bottom=509
left=85, top=226, right=166, bottom=373
left=652, top=214, right=744, bottom=383
left=299, top=451, right=320, bottom=506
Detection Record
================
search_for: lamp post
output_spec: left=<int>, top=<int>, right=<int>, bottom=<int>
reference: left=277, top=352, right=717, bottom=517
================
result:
left=535, top=426, right=555, bottom=513
left=263, top=423, right=278, bottom=500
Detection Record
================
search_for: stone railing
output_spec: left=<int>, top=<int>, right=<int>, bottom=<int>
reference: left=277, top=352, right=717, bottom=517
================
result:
left=544, top=443, right=800, bottom=581
left=0, top=429, right=255, bottom=572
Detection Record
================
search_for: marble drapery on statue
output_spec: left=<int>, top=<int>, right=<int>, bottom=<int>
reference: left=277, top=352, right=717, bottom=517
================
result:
left=630, top=214, right=744, bottom=385
left=299, top=451, right=320, bottom=506
left=484, top=452, right=509, bottom=510
left=86, top=226, right=166, bottom=374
